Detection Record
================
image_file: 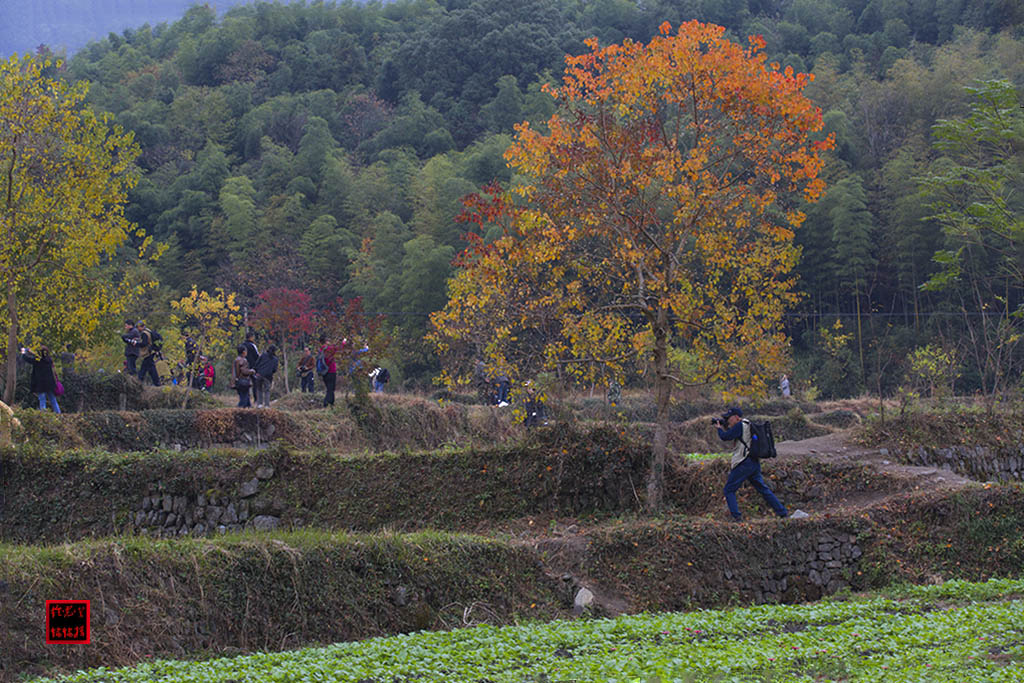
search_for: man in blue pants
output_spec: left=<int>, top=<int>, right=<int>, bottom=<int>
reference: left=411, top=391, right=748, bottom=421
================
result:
left=715, top=407, right=789, bottom=522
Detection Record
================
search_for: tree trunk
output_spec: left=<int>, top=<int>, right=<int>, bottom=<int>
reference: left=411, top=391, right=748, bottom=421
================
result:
left=4, top=283, right=18, bottom=405
left=181, top=333, right=206, bottom=409
left=855, top=287, right=865, bottom=387
left=876, top=364, right=885, bottom=425
left=282, top=339, right=290, bottom=394
left=646, top=314, right=671, bottom=513
left=912, top=262, right=920, bottom=332
left=3, top=143, right=15, bottom=406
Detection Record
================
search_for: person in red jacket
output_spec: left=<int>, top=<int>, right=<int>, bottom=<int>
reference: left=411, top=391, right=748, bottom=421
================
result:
left=202, top=356, right=215, bottom=391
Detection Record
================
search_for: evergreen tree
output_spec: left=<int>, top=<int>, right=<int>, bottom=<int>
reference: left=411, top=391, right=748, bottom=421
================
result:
left=479, top=75, right=525, bottom=133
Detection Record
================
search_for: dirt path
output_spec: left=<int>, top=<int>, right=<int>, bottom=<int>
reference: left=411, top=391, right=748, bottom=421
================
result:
left=775, top=430, right=976, bottom=511
left=519, top=430, right=980, bottom=616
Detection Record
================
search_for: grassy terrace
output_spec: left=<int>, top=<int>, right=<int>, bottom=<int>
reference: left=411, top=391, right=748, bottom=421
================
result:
left=5, top=403, right=1024, bottom=681
left=28, top=578, right=1024, bottom=682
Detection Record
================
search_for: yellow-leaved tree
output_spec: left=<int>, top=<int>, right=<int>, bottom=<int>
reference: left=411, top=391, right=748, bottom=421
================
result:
left=170, top=287, right=241, bottom=407
left=429, top=21, right=833, bottom=510
left=1, top=54, right=151, bottom=402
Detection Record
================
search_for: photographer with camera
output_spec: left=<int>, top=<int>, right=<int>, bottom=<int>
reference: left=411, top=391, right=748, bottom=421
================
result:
left=135, top=320, right=162, bottom=386
left=714, top=407, right=789, bottom=522
left=121, top=319, right=140, bottom=374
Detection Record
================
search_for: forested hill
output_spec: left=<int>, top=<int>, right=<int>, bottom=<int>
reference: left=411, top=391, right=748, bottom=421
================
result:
left=46, top=0, right=1024, bottom=393
left=0, top=1, right=258, bottom=57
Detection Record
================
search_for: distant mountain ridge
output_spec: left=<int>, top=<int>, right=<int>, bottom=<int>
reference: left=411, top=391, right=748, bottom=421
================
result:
left=1, top=0, right=256, bottom=57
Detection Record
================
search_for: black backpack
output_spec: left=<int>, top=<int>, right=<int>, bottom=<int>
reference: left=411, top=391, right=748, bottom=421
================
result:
left=378, top=367, right=390, bottom=383
left=742, top=419, right=777, bottom=460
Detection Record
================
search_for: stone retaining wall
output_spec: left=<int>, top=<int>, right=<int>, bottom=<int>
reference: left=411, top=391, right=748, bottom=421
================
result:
left=726, top=530, right=862, bottom=603
left=901, top=445, right=1024, bottom=482
left=131, top=465, right=283, bottom=537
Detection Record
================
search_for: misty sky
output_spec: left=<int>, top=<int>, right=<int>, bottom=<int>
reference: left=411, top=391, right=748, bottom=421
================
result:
left=0, top=0, right=254, bottom=58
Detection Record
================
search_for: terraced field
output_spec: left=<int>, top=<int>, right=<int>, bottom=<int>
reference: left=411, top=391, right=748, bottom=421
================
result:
left=3, top=398, right=1023, bottom=682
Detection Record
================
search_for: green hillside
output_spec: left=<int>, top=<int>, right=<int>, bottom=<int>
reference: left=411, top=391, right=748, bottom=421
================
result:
left=26, top=0, right=1020, bottom=394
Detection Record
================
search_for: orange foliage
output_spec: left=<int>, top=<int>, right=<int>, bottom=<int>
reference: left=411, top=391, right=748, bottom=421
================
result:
left=430, top=20, right=833, bottom=400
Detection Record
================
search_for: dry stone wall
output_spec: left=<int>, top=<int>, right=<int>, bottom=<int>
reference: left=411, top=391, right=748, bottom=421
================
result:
left=725, top=530, right=862, bottom=603
left=899, top=445, right=1024, bottom=482
left=131, top=465, right=283, bottom=537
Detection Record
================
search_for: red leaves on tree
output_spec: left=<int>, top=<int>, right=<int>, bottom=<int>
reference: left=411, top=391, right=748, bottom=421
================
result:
left=251, top=288, right=315, bottom=346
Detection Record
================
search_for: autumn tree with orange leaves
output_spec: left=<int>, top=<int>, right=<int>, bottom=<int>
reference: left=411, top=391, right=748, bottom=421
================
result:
left=429, top=21, right=833, bottom=511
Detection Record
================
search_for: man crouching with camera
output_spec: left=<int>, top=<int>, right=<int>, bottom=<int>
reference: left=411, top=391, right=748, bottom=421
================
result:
left=713, top=407, right=790, bottom=522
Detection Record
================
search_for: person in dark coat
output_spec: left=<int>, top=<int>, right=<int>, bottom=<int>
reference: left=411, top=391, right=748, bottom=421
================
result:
left=319, top=335, right=339, bottom=407
left=253, top=345, right=279, bottom=408
left=715, top=407, right=789, bottom=521
left=231, top=344, right=255, bottom=408
left=495, top=372, right=511, bottom=406
left=21, top=345, right=61, bottom=413
left=135, top=320, right=161, bottom=386
left=121, top=319, right=140, bottom=374
left=242, top=331, right=259, bottom=403
left=298, top=347, right=315, bottom=393
left=184, top=335, right=198, bottom=366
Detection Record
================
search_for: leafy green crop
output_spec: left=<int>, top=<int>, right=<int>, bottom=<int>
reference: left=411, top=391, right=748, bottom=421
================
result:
left=682, top=452, right=730, bottom=461
left=32, top=578, right=1024, bottom=682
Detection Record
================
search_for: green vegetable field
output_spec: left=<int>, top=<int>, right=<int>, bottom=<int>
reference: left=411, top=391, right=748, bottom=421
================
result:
left=33, top=579, right=1024, bottom=683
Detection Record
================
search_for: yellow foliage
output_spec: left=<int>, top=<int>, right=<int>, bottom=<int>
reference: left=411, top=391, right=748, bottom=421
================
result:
left=906, top=344, right=960, bottom=399
left=820, top=319, right=853, bottom=358
left=170, top=286, right=241, bottom=382
left=0, top=54, right=154, bottom=400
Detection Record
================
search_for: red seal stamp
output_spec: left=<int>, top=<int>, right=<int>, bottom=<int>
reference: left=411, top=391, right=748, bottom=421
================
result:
left=45, top=600, right=90, bottom=644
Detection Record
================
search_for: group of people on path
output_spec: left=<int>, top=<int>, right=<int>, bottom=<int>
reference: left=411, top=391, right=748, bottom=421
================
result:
left=472, top=360, right=550, bottom=426
left=230, top=333, right=388, bottom=409
left=122, top=317, right=393, bottom=409
left=231, top=332, right=279, bottom=408
left=123, top=320, right=215, bottom=390
left=473, top=360, right=510, bottom=407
